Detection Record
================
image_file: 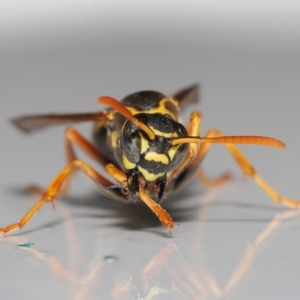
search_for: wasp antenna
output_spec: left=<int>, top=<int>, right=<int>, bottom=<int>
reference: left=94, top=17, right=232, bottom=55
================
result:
left=98, top=96, right=155, bottom=140
left=200, top=135, right=286, bottom=148
left=171, top=137, right=201, bottom=146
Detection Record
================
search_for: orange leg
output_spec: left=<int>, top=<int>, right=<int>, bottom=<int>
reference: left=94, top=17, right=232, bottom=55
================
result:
left=60, top=127, right=113, bottom=197
left=64, top=127, right=110, bottom=165
left=168, top=111, right=202, bottom=183
left=26, top=127, right=111, bottom=198
left=186, top=129, right=219, bottom=171
left=185, top=127, right=233, bottom=187
left=0, top=160, right=114, bottom=235
left=190, top=129, right=300, bottom=207
left=106, top=163, right=176, bottom=231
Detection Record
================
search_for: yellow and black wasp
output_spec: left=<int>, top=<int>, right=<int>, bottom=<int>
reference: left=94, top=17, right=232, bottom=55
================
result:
left=0, top=84, right=298, bottom=234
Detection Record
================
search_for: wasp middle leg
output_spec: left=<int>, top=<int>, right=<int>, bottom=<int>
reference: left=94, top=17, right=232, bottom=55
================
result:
left=26, top=126, right=111, bottom=198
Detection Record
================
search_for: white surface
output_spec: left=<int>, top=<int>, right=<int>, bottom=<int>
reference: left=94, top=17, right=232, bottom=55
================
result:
left=1, top=2, right=300, bottom=299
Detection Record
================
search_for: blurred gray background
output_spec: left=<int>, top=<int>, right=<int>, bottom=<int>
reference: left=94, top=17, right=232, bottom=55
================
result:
left=1, top=1, right=300, bottom=299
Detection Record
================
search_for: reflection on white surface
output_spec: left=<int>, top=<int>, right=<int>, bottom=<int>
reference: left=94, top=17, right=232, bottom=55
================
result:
left=2, top=185, right=300, bottom=300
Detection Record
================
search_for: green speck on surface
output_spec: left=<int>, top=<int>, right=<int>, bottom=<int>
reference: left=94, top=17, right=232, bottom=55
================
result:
left=103, top=255, right=118, bottom=262
left=17, top=242, right=34, bottom=248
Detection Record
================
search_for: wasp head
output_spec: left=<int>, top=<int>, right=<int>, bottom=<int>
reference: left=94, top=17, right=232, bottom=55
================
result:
left=121, top=113, right=189, bottom=201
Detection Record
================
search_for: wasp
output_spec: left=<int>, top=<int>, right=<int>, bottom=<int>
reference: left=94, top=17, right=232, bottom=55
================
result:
left=0, top=84, right=298, bottom=234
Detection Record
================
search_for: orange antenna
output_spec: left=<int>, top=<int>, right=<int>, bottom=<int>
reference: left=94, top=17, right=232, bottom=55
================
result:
left=98, top=96, right=155, bottom=140
left=172, top=135, right=286, bottom=148
left=201, top=135, right=285, bottom=148
left=171, top=137, right=200, bottom=146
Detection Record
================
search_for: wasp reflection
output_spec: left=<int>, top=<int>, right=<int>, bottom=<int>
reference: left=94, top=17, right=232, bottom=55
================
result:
left=4, top=199, right=300, bottom=300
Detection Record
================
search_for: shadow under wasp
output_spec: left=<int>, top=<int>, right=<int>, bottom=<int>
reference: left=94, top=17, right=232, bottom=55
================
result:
left=0, top=84, right=298, bottom=234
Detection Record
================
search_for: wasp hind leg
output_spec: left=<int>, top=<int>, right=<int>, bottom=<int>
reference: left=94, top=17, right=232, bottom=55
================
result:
left=190, top=129, right=300, bottom=208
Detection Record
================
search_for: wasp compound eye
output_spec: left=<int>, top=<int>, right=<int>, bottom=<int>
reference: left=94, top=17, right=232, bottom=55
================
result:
left=121, top=121, right=141, bottom=163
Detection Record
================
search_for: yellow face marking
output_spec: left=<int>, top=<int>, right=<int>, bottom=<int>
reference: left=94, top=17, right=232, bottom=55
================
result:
left=168, top=144, right=181, bottom=160
left=111, top=131, right=118, bottom=149
left=144, top=152, right=169, bottom=165
left=138, top=166, right=164, bottom=182
left=122, top=153, right=136, bottom=170
left=139, top=133, right=149, bottom=154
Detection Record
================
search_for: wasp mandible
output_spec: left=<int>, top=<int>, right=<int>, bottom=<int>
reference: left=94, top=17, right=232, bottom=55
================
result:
left=1, top=84, right=298, bottom=234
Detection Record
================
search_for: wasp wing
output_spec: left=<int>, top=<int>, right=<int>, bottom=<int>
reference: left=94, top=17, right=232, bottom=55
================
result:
left=172, top=83, right=200, bottom=107
left=11, top=112, right=108, bottom=134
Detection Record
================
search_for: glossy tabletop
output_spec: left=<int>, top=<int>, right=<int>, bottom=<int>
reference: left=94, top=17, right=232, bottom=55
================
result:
left=1, top=2, right=300, bottom=299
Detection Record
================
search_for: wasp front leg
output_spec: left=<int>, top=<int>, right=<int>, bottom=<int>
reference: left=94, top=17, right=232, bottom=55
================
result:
left=106, top=164, right=176, bottom=232
left=169, top=112, right=232, bottom=189
left=167, top=111, right=202, bottom=183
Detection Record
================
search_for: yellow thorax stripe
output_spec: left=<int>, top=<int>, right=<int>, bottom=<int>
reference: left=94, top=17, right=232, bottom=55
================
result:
left=126, top=97, right=179, bottom=121
left=149, top=127, right=178, bottom=138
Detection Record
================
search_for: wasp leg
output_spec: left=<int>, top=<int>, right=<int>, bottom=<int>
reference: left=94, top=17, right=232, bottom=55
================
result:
left=64, top=126, right=110, bottom=165
left=191, top=129, right=300, bottom=208
left=0, top=160, right=115, bottom=235
left=105, top=164, right=127, bottom=184
left=58, top=126, right=114, bottom=197
left=139, top=186, right=177, bottom=232
left=24, top=127, right=111, bottom=199
left=167, top=111, right=202, bottom=183
left=105, top=163, right=176, bottom=231
left=185, top=126, right=233, bottom=187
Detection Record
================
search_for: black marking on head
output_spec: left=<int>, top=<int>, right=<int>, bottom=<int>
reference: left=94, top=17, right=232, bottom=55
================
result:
left=139, top=157, right=169, bottom=174
left=136, top=113, right=187, bottom=136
